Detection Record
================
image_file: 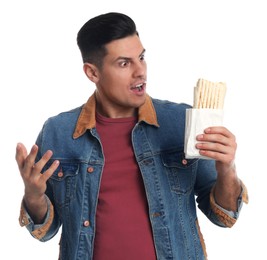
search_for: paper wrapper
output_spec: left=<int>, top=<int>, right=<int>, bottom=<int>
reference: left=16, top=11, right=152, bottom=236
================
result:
left=184, top=108, right=224, bottom=159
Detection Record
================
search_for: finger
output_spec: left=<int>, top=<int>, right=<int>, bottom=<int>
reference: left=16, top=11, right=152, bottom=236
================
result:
left=196, top=132, right=236, bottom=153
left=197, top=128, right=236, bottom=148
left=33, top=149, right=54, bottom=173
left=196, top=142, right=227, bottom=153
left=42, top=160, right=60, bottom=182
left=24, top=144, right=39, bottom=170
left=200, top=148, right=235, bottom=165
left=199, top=149, right=229, bottom=161
left=204, top=127, right=235, bottom=140
left=197, top=133, right=230, bottom=146
left=16, top=143, right=39, bottom=172
left=196, top=141, right=236, bottom=163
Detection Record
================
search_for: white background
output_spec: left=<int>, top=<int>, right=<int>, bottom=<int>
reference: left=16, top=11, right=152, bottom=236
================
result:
left=1, top=0, right=265, bottom=259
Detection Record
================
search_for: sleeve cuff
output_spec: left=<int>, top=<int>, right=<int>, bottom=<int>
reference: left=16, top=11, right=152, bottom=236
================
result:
left=210, top=180, right=248, bottom=227
left=19, top=195, right=55, bottom=240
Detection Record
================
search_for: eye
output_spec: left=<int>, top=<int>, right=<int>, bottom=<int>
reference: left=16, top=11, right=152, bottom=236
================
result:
left=118, top=59, right=130, bottom=67
left=140, top=54, right=145, bottom=61
left=120, top=61, right=129, bottom=67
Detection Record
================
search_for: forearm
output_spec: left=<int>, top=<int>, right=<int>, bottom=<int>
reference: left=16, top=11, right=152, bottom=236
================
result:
left=213, top=166, right=242, bottom=212
left=23, top=194, right=48, bottom=224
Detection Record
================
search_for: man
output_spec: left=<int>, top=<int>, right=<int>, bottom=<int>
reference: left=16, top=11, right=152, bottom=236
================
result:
left=16, top=12, right=248, bottom=260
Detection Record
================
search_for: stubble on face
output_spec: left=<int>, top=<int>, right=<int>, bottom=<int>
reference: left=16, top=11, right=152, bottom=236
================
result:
left=95, top=35, right=147, bottom=118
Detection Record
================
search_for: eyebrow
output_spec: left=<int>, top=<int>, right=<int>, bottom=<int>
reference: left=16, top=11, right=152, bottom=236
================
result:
left=116, top=48, right=146, bottom=62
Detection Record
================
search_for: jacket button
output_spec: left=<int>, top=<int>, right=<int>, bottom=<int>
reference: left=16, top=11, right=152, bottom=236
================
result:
left=58, top=171, right=64, bottom=178
left=182, top=159, right=188, bottom=165
left=83, top=220, right=90, bottom=227
left=87, top=167, right=94, bottom=173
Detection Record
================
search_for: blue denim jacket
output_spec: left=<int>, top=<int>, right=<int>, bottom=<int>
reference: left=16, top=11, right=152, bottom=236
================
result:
left=19, top=94, right=248, bottom=260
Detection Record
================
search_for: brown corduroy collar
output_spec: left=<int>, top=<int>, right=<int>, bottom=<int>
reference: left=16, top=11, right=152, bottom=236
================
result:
left=72, top=92, right=159, bottom=139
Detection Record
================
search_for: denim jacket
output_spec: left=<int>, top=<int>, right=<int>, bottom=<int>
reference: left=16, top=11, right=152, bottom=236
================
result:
left=19, top=93, right=248, bottom=260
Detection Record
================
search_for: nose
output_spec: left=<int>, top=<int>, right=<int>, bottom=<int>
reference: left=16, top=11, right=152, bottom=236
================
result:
left=133, top=60, right=146, bottom=78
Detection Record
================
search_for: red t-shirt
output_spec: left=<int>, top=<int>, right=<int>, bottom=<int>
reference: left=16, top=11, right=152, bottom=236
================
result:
left=93, top=113, right=156, bottom=260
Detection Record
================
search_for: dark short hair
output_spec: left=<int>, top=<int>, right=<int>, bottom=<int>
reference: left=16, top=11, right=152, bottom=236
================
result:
left=77, top=12, right=138, bottom=68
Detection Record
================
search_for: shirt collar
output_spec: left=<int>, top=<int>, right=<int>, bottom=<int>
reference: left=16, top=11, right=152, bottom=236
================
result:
left=73, top=92, right=159, bottom=139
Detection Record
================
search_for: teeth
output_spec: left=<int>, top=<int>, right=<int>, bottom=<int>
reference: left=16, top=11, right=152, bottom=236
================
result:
left=136, top=83, right=143, bottom=91
left=131, top=83, right=144, bottom=91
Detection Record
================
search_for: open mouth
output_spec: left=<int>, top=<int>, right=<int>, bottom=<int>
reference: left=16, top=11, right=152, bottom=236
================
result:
left=130, top=82, right=145, bottom=92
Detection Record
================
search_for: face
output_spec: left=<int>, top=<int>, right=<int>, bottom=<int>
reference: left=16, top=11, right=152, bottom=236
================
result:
left=84, top=34, right=147, bottom=118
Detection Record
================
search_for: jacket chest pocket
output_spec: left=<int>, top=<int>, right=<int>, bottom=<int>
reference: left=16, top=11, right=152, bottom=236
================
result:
left=161, top=152, right=198, bottom=194
left=47, top=162, right=79, bottom=208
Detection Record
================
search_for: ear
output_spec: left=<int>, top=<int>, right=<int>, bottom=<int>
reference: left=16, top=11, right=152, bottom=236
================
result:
left=83, top=63, right=99, bottom=83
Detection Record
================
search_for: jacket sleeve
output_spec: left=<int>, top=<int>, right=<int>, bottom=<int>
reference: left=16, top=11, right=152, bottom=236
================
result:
left=18, top=194, right=61, bottom=241
left=195, top=158, right=248, bottom=227
left=209, top=181, right=248, bottom=227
